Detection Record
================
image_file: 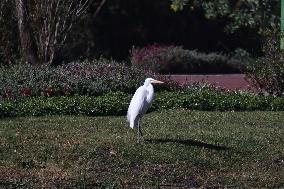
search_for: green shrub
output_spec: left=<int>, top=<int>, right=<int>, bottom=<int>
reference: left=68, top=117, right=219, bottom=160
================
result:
left=271, top=98, right=284, bottom=111
left=130, top=45, right=245, bottom=74
left=154, top=90, right=275, bottom=111
left=0, top=92, right=132, bottom=117
left=0, top=59, right=180, bottom=100
left=245, top=30, right=284, bottom=96
left=1, top=91, right=283, bottom=118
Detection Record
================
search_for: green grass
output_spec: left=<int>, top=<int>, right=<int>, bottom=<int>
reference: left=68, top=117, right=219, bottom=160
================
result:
left=0, top=110, right=283, bottom=188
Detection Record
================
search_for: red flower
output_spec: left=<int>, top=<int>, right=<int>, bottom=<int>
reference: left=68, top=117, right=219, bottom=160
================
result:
left=45, top=87, right=55, bottom=97
left=20, top=88, right=32, bottom=97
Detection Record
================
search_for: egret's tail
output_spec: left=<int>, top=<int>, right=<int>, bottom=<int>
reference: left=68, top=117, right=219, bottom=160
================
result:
left=129, top=119, right=135, bottom=129
left=127, top=111, right=137, bottom=129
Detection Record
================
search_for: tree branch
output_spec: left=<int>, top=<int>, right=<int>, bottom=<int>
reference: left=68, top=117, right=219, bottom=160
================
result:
left=93, top=0, right=106, bottom=19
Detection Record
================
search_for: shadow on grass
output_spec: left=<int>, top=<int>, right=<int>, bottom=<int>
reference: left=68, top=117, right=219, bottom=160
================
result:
left=146, top=138, right=229, bottom=151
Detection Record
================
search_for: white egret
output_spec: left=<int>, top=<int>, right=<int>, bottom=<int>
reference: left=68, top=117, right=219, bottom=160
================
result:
left=127, top=78, right=164, bottom=143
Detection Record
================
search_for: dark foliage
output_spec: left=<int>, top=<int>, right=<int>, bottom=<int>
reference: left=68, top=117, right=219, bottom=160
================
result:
left=245, top=30, right=284, bottom=96
left=0, top=59, right=179, bottom=100
left=1, top=0, right=263, bottom=65
left=130, top=45, right=246, bottom=74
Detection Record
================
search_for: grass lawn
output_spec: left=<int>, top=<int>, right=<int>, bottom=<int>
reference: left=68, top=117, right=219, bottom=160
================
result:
left=0, top=110, right=283, bottom=188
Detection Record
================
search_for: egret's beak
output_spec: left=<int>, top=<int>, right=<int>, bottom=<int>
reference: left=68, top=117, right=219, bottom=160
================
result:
left=151, top=80, right=164, bottom=84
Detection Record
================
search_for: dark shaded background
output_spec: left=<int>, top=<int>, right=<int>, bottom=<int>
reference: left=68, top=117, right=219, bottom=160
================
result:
left=63, top=0, right=261, bottom=62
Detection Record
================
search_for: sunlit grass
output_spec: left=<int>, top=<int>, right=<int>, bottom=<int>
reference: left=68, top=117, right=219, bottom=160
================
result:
left=0, top=110, right=283, bottom=188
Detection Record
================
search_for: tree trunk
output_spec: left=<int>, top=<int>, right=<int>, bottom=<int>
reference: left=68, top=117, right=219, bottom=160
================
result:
left=15, top=0, right=38, bottom=64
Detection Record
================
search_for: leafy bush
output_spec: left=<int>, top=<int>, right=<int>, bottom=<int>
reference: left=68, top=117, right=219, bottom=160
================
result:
left=130, top=45, right=245, bottom=74
left=1, top=90, right=283, bottom=118
left=0, top=58, right=180, bottom=100
left=0, top=92, right=131, bottom=117
left=245, top=30, right=284, bottom=96
left=246, top=58, right=284, bottom=96
left=153, top=90, right=275, bottom=111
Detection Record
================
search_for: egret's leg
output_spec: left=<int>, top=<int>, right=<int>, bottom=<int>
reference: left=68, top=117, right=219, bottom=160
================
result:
left=137, top=120, right=141, bottom=144
left=137, top=117, right=144, bottom=144
left=139, top=126, right=143, bottom=138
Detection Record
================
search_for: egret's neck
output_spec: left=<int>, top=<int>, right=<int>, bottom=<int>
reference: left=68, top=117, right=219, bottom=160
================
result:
left=146, top=83, right=154, bottom=102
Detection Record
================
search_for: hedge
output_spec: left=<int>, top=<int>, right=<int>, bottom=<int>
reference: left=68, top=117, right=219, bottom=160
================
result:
left=130, top=45, right=246, bottom=74
left=0, top=59, right=180, bottom=100
left=0, top=91, right=284, bottom=118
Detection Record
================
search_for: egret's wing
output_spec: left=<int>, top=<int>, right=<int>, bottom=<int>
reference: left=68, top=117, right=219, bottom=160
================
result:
left=127, top=86, right=148, bottom=123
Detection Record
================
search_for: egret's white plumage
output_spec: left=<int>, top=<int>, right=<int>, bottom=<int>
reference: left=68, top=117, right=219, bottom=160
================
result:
left=127, top=78, right=164, bottom=143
